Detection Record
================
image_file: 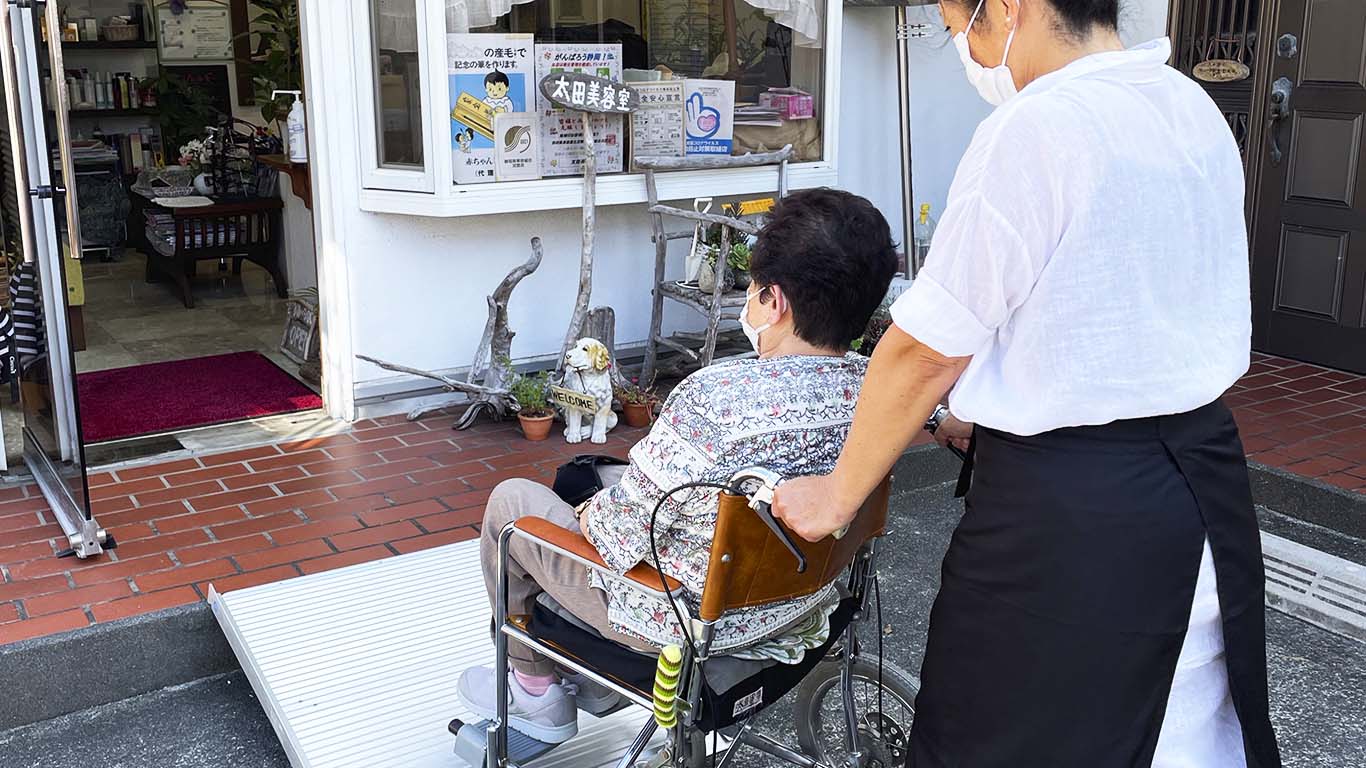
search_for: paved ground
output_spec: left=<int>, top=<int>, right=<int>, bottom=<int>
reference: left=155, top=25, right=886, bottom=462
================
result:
left=2, top=483, right=1363, bottom=767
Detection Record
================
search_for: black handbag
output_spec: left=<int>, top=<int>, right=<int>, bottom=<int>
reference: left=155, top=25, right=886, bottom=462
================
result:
left=552, top=454, right=629, bottom=507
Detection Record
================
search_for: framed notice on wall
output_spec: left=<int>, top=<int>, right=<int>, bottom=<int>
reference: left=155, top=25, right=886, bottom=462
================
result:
left=156, top=0, right=234, bottom=62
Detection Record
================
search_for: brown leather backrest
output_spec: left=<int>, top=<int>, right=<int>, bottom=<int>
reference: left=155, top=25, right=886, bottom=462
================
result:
left=698, top=477, right=890, bottom=622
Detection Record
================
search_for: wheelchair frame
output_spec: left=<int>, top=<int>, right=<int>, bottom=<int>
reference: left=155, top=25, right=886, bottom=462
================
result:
left=489, top=521, right=884, bottom=768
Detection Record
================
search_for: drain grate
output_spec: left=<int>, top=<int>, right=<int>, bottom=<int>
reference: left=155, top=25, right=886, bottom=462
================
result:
left=1262, top=532, right=1366, bottom=643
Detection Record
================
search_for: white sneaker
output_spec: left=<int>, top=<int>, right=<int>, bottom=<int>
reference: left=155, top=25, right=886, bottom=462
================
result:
left=457, top=666, right=579, bottom=744
left=563, top=672, right=623, bottom=715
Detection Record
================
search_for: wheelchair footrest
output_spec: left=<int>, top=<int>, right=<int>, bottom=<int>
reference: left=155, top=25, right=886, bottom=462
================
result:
left=450, top=718, right=560, bottom=767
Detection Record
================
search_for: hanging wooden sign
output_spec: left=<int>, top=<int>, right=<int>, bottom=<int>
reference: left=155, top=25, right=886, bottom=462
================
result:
left=548, top=385, right=599, bottom=414
left=1193, top=59, right=1251, bottom=83
left=539, top=72, right=639, bottom=114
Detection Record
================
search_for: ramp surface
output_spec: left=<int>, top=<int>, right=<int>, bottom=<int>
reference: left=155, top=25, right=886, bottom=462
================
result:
left=211, top=540, right=656, bottom=768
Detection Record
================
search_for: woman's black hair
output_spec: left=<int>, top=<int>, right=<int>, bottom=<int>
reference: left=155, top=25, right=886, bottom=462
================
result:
left=949, top=0, right=1118, bottom=37
left=748, top=188, right=897, bottom=350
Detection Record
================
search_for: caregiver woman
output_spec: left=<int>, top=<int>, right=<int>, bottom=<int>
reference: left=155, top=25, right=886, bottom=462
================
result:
left=772, top=0, right=1283, bottom=766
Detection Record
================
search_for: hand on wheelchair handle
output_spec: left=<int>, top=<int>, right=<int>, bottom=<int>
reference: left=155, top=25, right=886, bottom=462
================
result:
left=771, top=474, right=854, bottom=544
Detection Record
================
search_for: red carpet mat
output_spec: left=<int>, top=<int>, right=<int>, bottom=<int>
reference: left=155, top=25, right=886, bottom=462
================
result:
left=78, top=351, right=322, bottom=443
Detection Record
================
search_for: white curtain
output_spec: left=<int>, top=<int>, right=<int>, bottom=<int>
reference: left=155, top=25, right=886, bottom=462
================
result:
left=741, top=0, right=822, bottom=48
left=444, top=0, right=537, bottom=33
left=375, top=0, right=422, bottom=52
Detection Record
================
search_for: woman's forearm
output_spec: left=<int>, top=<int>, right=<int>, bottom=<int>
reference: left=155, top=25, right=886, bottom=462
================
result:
left=830, top=326, right=969, bottom=515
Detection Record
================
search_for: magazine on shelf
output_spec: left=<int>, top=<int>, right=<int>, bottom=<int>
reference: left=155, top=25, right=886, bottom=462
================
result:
left=448, top=33, right=534, bottom=185
left=535, top=43, right=624, bottom=177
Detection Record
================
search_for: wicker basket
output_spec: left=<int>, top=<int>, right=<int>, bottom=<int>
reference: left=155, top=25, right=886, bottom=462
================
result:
left=101, top=24, right=140, bottom=42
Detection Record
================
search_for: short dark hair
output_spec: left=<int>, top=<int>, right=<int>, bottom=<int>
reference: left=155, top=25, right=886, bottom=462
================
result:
left=485, top=70, right=510, bottom=87
left=951, top=0, right=1117, bottom=37
left=749, top=188, right=897, bottom=350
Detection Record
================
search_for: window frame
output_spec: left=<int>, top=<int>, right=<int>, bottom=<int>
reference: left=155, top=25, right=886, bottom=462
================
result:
left=356, top=0, right=441, bottom=192
left=356, top=0, right=842, bottom=215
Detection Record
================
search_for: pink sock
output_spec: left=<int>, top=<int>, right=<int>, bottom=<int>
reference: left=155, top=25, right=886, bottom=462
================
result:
left=514, top=669, right=556, bottom=696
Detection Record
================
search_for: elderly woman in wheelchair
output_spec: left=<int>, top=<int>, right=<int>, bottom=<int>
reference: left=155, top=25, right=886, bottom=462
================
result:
left=454, top=189, right=911, bottom=767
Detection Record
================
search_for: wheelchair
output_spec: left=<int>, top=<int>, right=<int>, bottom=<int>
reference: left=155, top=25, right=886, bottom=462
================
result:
left=449, top=468, right=919, bottom=768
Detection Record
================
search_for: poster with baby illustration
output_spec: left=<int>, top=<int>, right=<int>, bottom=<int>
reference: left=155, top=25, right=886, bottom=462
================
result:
left=448, top=33, right=534, bottom=184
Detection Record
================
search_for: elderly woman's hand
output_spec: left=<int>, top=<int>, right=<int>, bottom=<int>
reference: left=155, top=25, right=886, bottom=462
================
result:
left=934, top=412, right=973, bottom=454
left=772, top=475, right=858, bottom=543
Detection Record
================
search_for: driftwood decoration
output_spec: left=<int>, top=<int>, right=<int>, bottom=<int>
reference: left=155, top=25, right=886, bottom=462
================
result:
left=358, top=237, right=545, bottom=429
left=543, top=74, right=640, bottom=375
left=583, top=306, right=629, bottom=390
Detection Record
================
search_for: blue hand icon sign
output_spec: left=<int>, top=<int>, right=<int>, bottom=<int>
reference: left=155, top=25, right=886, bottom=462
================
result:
left=686, top=92, right=721, bottom=139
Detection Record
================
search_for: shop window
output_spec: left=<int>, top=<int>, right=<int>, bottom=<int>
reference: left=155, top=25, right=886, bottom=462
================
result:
left=373, top=0, right=426, bottom=167
left=445, top=0, right=826, bottom=185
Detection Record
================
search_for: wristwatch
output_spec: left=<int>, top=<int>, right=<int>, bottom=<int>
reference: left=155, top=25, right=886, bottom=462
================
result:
left=925, top=403, right=950, bottom=434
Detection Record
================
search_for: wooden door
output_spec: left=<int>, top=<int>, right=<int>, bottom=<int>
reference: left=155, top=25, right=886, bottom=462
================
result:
left=1250, top=0, right=1366, bottom=373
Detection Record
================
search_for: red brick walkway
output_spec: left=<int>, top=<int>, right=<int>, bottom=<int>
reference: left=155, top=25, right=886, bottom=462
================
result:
left=0, top=416, right=648, bottom=645
left=1, top=352, right=1361, bottom=647
left=1227, top=353, right=1366, bottom=494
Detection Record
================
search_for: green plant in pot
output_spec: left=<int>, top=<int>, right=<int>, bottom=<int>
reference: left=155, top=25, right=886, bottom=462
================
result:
left=509, top=371, right=555, bottom=441
left=238, top=0, right=303, bottom=140
left=614, top=379, right=659, bottom=428
left=148, top=70, right=220, bottom=159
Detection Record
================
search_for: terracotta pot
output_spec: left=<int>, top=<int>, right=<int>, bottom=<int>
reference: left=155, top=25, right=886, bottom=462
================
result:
left=622, top=402, right=653, bottom=428
left=518, top=413, right=555, bottom=441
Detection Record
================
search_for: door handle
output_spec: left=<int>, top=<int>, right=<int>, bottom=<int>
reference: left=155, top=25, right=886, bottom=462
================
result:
left=1267, top=77, right=1293, bottom=165
left=40, top=0, right=87, bottom=261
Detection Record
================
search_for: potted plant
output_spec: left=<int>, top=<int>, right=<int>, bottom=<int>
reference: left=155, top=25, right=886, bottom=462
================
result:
left=509, top=371, right=555, bottom=440
left=614, top=379, right=658, bottom=428
left=729, top=241, right=752, bottom=289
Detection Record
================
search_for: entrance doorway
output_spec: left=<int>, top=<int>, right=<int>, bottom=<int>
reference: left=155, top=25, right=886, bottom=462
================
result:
left=1171, top=0, right=1366, bottom=374
left=0, top=0, right=321, bottom=557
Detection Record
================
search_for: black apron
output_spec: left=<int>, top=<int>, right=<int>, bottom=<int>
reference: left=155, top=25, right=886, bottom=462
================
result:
left=908, top=400, right=1281, bottom=768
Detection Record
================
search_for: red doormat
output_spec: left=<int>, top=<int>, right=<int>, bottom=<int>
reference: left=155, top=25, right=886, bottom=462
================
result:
left=78, top=351, right=322, bottom=444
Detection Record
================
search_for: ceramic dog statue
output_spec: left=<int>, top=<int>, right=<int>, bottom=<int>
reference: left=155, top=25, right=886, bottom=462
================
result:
left=561, top=338, right=618, bottom=444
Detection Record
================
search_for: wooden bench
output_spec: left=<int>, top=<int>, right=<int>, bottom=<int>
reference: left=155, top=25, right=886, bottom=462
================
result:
left=142, top=197, right=286, bottom=308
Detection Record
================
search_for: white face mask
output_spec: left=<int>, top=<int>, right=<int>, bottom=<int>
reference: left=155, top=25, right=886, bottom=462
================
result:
left=953, top=0, right=1019, bottom=106
left=740, top=288, right=773, bottom=354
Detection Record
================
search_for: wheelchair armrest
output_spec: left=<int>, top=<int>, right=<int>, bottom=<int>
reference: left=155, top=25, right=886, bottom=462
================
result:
left=512, top=517, right=684, bottom=596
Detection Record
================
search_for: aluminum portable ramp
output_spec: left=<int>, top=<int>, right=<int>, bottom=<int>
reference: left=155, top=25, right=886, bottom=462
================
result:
left=211, top=540, right=659, bottom=768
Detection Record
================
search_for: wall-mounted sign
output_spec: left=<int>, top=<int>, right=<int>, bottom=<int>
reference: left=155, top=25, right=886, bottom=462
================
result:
left=156, top=0, right=233, bottom=62
left=538, top=72, right=639, bottom=114
left=1193, top=59, right=1251, bottom=83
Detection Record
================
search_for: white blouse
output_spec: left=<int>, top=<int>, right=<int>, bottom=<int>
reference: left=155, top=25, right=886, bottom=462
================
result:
left=891, top=38, right=1251, bottom=436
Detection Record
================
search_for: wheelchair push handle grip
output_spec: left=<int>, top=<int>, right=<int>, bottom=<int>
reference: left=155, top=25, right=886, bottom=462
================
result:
left=729, top=468, right=808, bottom=573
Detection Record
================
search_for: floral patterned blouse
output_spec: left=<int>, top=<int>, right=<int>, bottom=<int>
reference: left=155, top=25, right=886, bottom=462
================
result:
left=582, top=353, right=868, bottom=652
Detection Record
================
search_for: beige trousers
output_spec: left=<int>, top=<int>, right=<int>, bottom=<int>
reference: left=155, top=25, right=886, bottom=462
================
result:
left=481, top=478, right=656, bottom=675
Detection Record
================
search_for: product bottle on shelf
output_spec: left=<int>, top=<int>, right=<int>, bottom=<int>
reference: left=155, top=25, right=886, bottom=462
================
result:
left=912, top=203, right=937, bottom=273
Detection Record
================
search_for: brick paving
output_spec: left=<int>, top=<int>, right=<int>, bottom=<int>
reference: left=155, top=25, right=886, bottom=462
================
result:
left=1227, top=353, right=1366, bottom=494
left=1, top=351, right=1361, bottom=646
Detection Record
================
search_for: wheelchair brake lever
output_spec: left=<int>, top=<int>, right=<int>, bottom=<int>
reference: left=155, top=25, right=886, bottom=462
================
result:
left=730, top=468, right=808, bottom=573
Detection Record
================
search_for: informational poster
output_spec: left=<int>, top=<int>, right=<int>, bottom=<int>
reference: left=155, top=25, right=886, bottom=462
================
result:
left=494, top=112, right=541, bottom=182
left=684, top=79, right=736, bottom=156
left=535, top=44, right=624, bottom=177
left=448, top=33, right=535, bottom=185
left=156, top=1, right=233, bottom=62
left=629, top=81, right=685, bottom=170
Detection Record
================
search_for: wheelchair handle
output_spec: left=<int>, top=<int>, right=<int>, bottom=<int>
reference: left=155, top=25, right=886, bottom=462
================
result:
left=729, top=468, right=809, bottom=573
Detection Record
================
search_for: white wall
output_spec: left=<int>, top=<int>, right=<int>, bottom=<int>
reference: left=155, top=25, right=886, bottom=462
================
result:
left=307, top=0, right=1170, bottom=416
left=898, top=0, right=1171, bottom=229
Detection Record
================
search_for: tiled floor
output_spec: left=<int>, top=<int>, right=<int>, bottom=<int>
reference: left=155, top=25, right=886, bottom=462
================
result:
left=1, top=254, right=307, bottom=465
left=0, top=351, right=1361, bottom=646
left=1226, top=353, right=1366, bottom=494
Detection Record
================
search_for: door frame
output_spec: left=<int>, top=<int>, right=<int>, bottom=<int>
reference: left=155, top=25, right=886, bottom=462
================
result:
left=1165, top=0, right=1357, bottom=354
left=0, top=2, right=105, bottom=557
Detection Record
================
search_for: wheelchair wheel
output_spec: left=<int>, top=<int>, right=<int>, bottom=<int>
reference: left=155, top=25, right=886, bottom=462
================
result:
left=793, top=657, right=918, bottom=768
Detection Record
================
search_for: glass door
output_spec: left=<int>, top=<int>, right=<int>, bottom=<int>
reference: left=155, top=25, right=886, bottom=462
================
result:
left=1, top=3, right=106, bottom=558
